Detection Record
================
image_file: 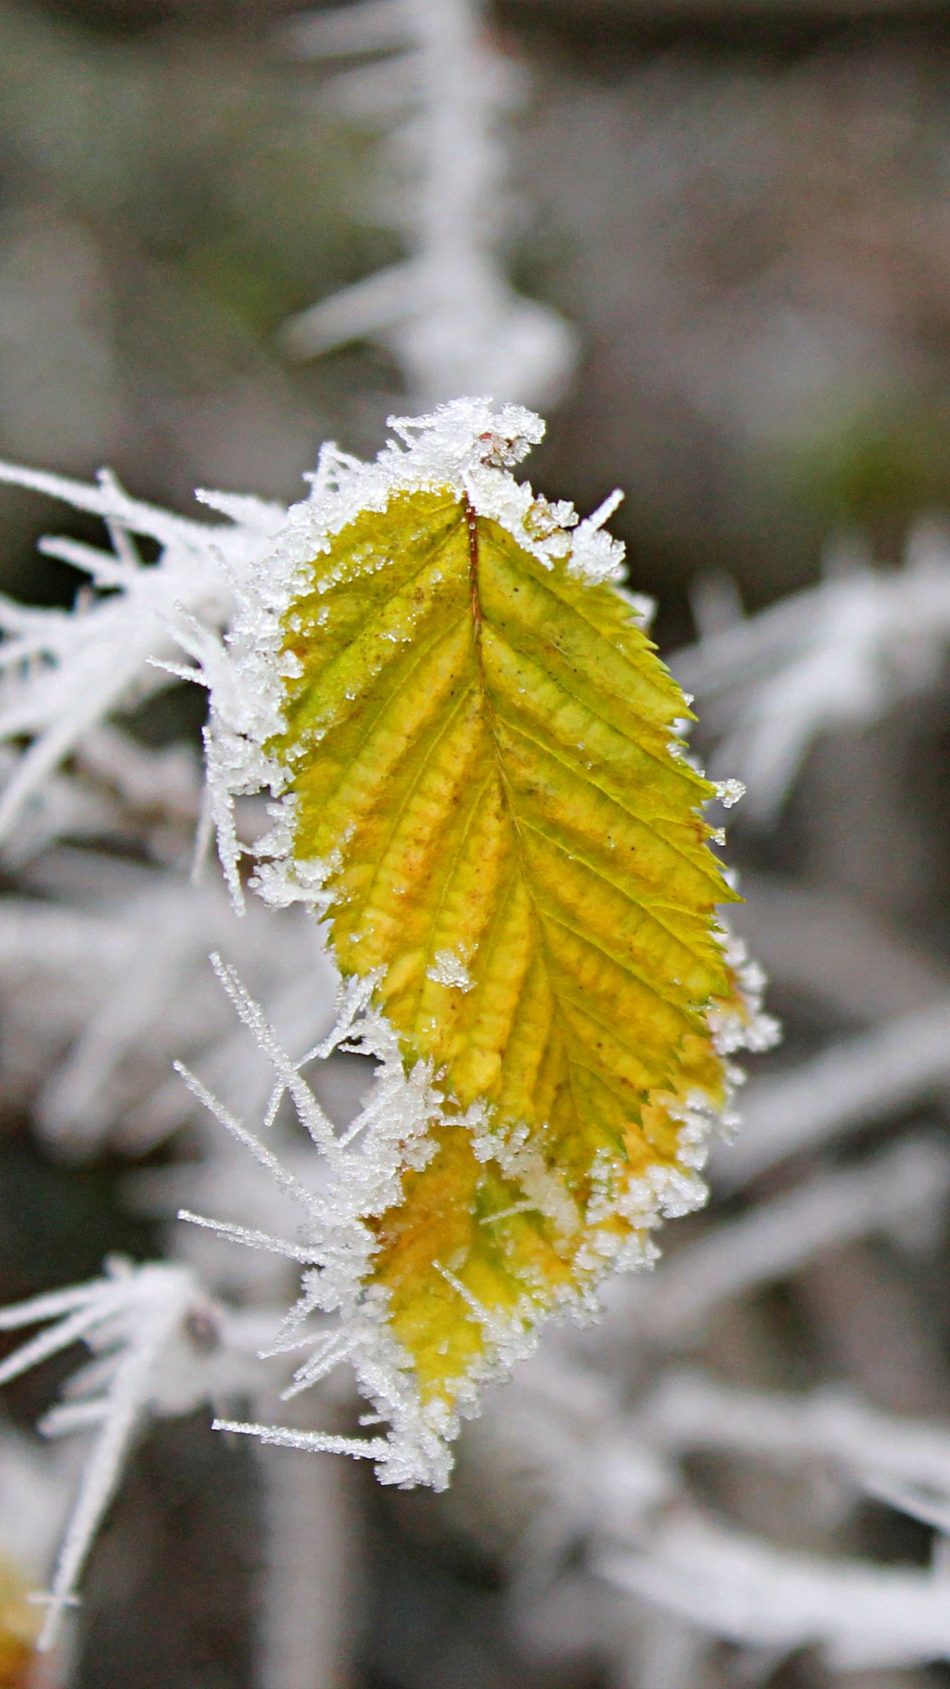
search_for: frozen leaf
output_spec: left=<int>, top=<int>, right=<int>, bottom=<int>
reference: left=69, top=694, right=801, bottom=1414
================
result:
left=213, top=400, right=762, bottom=1462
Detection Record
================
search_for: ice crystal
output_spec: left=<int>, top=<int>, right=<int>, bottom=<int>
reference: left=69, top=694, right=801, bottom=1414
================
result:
left=426, top=948, right=474, bottom=992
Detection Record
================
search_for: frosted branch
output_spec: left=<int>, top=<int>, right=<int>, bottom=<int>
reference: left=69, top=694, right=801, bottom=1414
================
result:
left=0, top=856, right=336, bottom=1156
left=281, top=0, right=576, bottom=406
left=643, top=1372, right=950, bottom=1506
left=634, top=1135, right=950, bottom=1341
left=718, top=997, right=950, bottom=1189
left=0, top=1260, right=243, bottom=1649
left=603, top=1513, right=950, bottom=1669
left=0, top=459, right=286, bottom=857
left=674, top=524, right=950, bottom=819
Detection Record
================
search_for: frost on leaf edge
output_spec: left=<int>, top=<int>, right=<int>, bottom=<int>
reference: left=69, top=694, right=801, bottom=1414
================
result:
left=200, top=398, right=777, bottom=1487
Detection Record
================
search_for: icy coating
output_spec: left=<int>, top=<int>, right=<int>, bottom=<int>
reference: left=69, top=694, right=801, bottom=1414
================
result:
left=201, top=398, right=777, bottom=1486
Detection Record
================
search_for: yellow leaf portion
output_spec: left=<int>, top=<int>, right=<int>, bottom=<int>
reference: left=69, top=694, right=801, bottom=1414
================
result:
left=0, top=1555, right=39, bottom=1688
left=270, top=487, right=739, bottom=1408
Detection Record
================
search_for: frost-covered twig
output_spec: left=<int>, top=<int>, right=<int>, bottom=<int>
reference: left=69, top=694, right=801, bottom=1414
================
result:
left=631, top=1135, right=950, bottom=1341
left=0, top=852, right=336, bottom=1155
left=602, top=1512, right=950, bottom=1670
left=0, top=1260, right=250, bottom=1650
left=0, top=726, right=201, bottom=865
left=0, top=1426, right=74, bottom=1675
left=0, top=460, right=287, bottom=862
left=281, top=0, right=576, bottom=405
left=642, top=1372, right=950, bottom=1507
left=256, top=1432, right=360, bottom=1689
left=674, top=523, right=950, bottom=819
left=717, top=996, right=950, bottom=1189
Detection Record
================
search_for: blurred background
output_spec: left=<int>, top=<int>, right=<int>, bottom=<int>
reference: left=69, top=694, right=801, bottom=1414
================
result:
left=3, top=0, right=948, bottom=625
left=0, top=1, right=949, bottom=1686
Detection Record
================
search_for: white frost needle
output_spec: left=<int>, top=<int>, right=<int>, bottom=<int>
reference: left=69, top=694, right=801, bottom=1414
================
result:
left=173, top=1062, right=329, bottom=1228
left=177, top=1209, right=325, bottom=1267
left=213, top=1419, right=391, bottom=1463
left=209, top=953, right=341, bottom=1162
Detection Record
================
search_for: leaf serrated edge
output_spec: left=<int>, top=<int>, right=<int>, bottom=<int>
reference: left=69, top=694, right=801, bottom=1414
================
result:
left=205, top=399, right=780, bottom=1485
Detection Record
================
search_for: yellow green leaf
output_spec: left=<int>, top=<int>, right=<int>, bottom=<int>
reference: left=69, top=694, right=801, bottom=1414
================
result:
left=223, top=401, right=767, bottom=1479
